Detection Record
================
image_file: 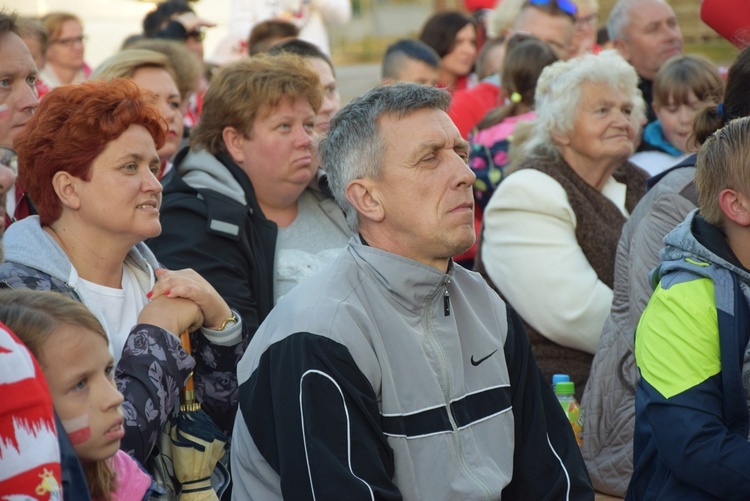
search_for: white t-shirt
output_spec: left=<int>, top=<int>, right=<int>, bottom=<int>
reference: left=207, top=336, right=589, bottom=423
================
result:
left=78, top=263, right=147, bottom=363
left=274, top=190, right=349, bottom=302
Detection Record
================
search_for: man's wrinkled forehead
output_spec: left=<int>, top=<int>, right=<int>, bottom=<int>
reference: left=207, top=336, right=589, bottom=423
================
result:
left=624, top=0, right=677, bottom=34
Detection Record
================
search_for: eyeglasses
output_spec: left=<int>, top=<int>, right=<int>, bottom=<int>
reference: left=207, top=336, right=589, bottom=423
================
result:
left=185, top=30, right=205, bottom=42
left=50, top=35, right=87, bottom=47
left=527, top=0, right=578, bottom=19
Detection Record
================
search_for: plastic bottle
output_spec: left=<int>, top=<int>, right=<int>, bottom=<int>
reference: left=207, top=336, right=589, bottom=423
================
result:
left=555, top=381, right=583, bottom=446
left=551, top=373, right=570, bottom=391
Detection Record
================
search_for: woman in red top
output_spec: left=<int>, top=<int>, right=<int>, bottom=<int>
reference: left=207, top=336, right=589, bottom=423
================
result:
left=419, top=11, right=477, bottom=92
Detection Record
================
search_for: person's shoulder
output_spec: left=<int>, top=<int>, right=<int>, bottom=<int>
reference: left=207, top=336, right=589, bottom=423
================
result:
left=451, top=82, right=500, bottom=110
left=637, top=275, right=719, bottom=398
left=651, top=166, right=697, bottom=195
left=489, top=168, right=569, bottom=213
left=0, top=261, right=68, bottom=294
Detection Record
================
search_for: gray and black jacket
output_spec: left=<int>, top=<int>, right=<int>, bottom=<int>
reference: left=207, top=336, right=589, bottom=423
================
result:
left=231, top=236, right=593, bottom=500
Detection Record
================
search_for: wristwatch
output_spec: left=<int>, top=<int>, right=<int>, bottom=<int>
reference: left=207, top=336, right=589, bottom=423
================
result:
left=215, top=312, right=238, bottom=331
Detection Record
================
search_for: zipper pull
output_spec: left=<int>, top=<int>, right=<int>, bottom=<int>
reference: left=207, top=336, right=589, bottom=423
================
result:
left=443, top=282, right=451, bottom=316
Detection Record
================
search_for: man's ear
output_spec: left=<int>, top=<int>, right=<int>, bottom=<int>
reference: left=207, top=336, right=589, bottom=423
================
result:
left=345, top=178, right=385, bottom=224
left=719, top=188, right=750, bottom=226
left=222, top=126, right=245, bottom=165
left=52, top=171, right=81, bottom=211
left=613, top=39, right=630, bottom=62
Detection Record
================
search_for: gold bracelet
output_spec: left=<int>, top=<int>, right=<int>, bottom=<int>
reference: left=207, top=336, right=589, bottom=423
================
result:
left=214, top=313, right=238, bottom=331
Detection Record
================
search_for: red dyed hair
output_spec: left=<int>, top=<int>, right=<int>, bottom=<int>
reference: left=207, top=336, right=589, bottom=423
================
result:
left=14, top=78, right=167, bottom=226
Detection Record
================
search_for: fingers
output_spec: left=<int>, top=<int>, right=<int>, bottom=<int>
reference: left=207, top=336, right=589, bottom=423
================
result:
left=149, top=268, right=200, bottom=299
left=138, top=296, right=204, bottom=334
left=149, top=268, right=232, bottom=329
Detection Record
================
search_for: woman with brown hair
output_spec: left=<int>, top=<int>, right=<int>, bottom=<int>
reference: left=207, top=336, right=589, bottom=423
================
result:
left=418, top=10, right=478, bottom=91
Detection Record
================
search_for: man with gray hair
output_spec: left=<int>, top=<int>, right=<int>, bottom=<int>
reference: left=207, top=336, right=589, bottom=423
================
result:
left=231, top=83, right=593, bottom=500
left=608, top=0, right=683, bottom=123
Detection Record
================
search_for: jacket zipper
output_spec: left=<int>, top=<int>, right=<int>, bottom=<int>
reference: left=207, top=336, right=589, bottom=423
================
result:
left=423, top=276, right=493, bottom=500
left=444, top=279, right=451, bottom=316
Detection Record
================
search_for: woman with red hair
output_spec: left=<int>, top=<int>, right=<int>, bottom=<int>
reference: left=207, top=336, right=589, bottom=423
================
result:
left=0, top=78, right=246, bottom=466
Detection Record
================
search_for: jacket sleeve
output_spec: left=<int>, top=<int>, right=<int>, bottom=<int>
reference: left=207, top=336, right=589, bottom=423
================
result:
left=234, top=332, right=402, bottom=500
left=191, top=319, right=250, bottom=436
left=502, top=304, right=594, bottom=500
left=628, top=190, right=696, bottom=320
left=117, top=324, right=194, bottom=464
left=633, top=278, right=750, bottom=497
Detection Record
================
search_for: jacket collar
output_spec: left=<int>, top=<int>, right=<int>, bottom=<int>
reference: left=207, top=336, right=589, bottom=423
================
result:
left=349, top=235, right=454, bottom=313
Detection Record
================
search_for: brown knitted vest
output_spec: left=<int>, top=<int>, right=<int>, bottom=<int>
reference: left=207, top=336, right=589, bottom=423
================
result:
left=476, top=155, right=647, bottom=400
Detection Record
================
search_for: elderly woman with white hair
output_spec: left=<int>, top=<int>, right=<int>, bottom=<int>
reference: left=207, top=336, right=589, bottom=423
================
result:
left=481, top=50, right=648, bottom=398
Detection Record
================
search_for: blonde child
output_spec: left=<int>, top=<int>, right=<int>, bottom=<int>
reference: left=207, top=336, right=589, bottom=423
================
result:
left=0, top=290, right=159, bottom=501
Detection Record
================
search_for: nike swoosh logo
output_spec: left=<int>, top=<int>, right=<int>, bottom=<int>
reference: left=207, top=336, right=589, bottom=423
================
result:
left=470, top=349, right=498, bottom=366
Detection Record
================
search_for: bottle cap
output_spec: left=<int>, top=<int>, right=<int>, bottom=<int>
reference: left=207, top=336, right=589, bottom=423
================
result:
left=552, top=374, right=570, bottom=386
left=556, top=381, right=575, bottom=395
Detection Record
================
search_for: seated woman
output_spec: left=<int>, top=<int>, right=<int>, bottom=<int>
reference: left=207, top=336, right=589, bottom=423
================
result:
left=419, top=11, right=477, bottom=92
left=0, top=79, right=245, bottom=463
left=630, top=55, right=724, bottom=176
left=92, top=49, right=185, bottom=178
left=147, top=53, right=349, bottom=341
left=481, top=50, right=647, bottom=398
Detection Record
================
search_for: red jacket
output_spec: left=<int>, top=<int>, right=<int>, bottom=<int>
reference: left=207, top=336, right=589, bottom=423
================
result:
left=449, top=82, right=504, bottom=139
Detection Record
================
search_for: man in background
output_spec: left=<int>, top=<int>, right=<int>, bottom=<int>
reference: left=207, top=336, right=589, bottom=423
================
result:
left=0, top=11, right=39, bottom=230
left=608, top=0, right=683, bottom=124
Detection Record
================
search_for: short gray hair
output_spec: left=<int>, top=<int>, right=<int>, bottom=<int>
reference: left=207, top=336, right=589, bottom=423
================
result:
left=608, top=0, right=666, bottom=41
left=521, top=49, right=645, bottom=159
left=320, top=83, right=451, bottom=231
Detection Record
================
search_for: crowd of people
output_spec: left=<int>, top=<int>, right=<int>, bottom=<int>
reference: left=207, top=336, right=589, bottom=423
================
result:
left=1, top=0, right=750, bottom=499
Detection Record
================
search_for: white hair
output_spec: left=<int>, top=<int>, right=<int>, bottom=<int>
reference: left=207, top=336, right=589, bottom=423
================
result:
left=520, top=50, right=645, bottom=159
